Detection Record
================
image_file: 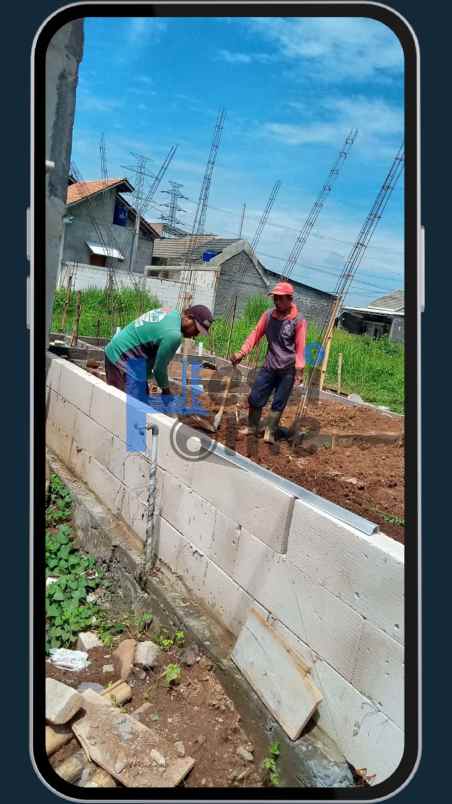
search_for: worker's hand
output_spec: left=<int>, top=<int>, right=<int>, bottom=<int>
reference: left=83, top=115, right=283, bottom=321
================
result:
left=295, top=368, right=304, bottom=386
left=161, top=386, right=172, bottom=396
left=230, top=351, right=243, bottom=366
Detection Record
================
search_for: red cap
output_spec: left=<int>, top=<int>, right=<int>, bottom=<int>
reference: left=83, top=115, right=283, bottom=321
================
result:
left=269, top=281, right=294, bottom=296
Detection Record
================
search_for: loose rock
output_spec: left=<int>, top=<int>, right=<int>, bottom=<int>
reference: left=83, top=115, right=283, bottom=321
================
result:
left=236, top=746, right=254, bottom=763
left=46, top=678, right=83, bottom=725
left=76, top=631, right=102, bottom=652
left=181, top=644, right=199, bottom=667
left=102, top=664, right=114, bottom=674
left=134, top=641, right=161, bottom=669
left=113, top=638, right=137, bottom=680
left=175, top=741, right=186, bottom=757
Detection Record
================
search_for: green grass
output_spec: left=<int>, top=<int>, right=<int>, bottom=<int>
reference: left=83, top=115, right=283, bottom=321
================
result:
left=205, top=295, right=404, bottom=413
left=51, top=287, right=160, bottom=339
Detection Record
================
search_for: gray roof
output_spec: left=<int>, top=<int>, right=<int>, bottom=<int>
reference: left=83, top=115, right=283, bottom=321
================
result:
left=153, top=235, right=238, bottom=263
left=368, top=290, right=404, bottom=312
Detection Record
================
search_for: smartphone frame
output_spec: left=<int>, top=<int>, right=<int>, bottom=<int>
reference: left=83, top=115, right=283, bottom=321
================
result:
left=31, top=3, right=421, bottom=801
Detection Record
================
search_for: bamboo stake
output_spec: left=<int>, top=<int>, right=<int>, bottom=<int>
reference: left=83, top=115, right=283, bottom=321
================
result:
left=337, top=352, right=343, bottom=396
left=60, top=274, right=72, bottom=332
left=319, top=297, right=341, bottom=392
left=70, top=290, right=82, bottom=346
left=225, top=296, right=238, bottom=359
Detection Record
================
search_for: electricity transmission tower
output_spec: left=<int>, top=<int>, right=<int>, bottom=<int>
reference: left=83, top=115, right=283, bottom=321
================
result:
left=238, top=202, right=246, bottom=238
left=160, top=181, right=188, bottom=231
left=283, top=129, right=358, bottom=280
left=99, top=133, right=109, bottom=185
left=122, top=146, right=177, bottom=274
left=177, top=108, right=226, bottom=310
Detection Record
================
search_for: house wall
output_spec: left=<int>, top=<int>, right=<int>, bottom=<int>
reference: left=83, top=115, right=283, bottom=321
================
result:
left=45, top=20, right=84, bottom=345
left=214, top=253, right=268, bottom=318
left=46, top=356, right=405, bottom=786
left=63, top=190, right=154, bottom=274
left=58, top=262, right=216, bottom=311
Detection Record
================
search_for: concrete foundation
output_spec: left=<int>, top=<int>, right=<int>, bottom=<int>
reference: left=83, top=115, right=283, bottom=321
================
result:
left=46, top=355, right=404, bottom=786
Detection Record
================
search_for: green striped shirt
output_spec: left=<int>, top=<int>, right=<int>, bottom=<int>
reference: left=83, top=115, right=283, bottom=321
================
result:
left=105, top=308, right=182, bottom=389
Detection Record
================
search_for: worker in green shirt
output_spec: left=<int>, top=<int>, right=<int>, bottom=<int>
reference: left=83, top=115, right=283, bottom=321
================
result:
left=104, top=305, right=213, bottom=400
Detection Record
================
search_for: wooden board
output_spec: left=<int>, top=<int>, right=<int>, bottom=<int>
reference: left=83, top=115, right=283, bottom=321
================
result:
left=232, top=608, right=322, bottom=740
left=72, top=691, right=195, bottom=787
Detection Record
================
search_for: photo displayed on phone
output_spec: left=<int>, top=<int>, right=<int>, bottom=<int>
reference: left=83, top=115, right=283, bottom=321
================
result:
left=36, top=7, right=419, bottom=799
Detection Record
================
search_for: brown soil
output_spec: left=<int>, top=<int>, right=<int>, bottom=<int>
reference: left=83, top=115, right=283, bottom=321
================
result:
left=47, top=642, right=264, bottom=789
left=84, top=361, right=405, bottom=543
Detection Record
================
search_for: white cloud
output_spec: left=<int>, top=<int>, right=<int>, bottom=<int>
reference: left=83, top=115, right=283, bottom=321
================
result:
left=247, top=17, right=404, bottom=83
left=217, top=48, right=273, bottom=65
left=263, top=95, right=403, bottom=159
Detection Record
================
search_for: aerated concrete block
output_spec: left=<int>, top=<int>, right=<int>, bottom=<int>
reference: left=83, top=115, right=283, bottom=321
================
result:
left=287, top=499, right=404, bottom=643
left=147, top=414, right=196, bottom=486
left=203, top=560, right=253, bottom=635
left=58, top=359, right=95, bottom=415
left=46, top=357, right=62, bottom=394
left=210, top=510, right=241, bottom=576
left=47, top=390, right=77, bottom=439
left=313, top=660, right=404, bottom=786
left=189, top=450, right=293, bottom=554
left=233, top=529, right=364, bottom=681
left=46, top=420, right=73, bottom=467
left=84, top=455, right=125, bottom=517
left=232, top=608, right=322, bottom=739
left=351, top=621, right=404, bottom=728
left=46, top=678, right=83, bottom=725
left=89, top=381, right=128, bottom=442
left=72, top=409, right=115, bottom=472
left=159, top=470, right=216, bottom=555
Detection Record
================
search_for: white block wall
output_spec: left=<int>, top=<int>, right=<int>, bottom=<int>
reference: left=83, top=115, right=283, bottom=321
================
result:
left=58, top=262, right=216, bottom=311
left=47, top=357, right=405, bottom=785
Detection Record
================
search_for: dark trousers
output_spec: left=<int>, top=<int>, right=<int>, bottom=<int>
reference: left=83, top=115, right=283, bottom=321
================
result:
left=248, top=366, right=295, bottom=413
left=105, top=355, right=149, bottom=403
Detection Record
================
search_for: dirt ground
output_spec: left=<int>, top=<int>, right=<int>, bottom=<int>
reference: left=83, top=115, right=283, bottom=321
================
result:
left=85, top=359, right=405, bottom=543
left=47, top=642, right=265, bottom=788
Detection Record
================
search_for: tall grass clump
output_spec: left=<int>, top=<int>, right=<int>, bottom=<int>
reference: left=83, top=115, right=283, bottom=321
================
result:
left=52, top=286, right=160, bottom=339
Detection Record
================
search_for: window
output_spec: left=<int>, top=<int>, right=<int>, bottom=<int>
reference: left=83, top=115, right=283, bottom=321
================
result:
left=89, top=253, right=107, bottom=267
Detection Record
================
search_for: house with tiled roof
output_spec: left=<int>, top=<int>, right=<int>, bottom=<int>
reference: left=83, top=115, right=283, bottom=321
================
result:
left=61, top=176, right=160, bottom=274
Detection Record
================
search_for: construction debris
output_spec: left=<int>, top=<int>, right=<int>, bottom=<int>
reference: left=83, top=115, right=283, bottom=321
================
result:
left=72, top=690, right=195, bottom=787
left=46, top=678, right=83, bottom=725
left=77, top=632, right=103, bottom=652
left=46, top=724, right=73, bottom=756
left=232, top=608, right=322, bottom=740
left=54, top=751, right=86, bottom=783
left=113, top=638, right=136, bottom=680
left=134, top=641, right=161, bottom=669
left=48, top=648, right=90, bottom=672
left=83, top=768, right=117, bottom=788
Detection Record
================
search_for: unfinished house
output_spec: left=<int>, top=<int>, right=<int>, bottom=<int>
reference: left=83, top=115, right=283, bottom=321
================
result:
left=59, top=177, right=160, bottom=288
left=150, top=235, right=337, bottom=325
left=340, top=290, right=405, bottom=343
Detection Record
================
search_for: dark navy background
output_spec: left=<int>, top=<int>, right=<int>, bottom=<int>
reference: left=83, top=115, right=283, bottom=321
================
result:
left=3, top=0, right=444, bottom=800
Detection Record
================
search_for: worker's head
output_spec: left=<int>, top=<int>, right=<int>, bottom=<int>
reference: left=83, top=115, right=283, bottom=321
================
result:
left=269, top=281, right=294, bottom=315
left=181, top=304, right=214, bottom=338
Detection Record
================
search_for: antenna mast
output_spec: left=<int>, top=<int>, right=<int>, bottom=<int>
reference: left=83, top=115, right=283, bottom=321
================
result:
left=283, top=129, right=358, bottom=280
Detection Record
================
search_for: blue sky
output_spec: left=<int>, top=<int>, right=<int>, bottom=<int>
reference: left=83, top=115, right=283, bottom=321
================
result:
left=71, top=16, right=405, bottom=306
